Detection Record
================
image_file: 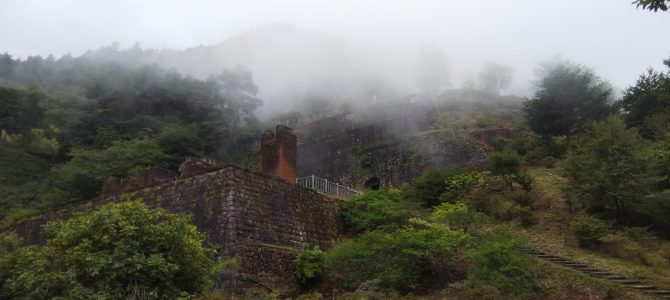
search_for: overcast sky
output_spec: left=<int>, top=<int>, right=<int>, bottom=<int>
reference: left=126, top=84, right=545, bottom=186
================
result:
left=1, top=0, right=669, bottom=96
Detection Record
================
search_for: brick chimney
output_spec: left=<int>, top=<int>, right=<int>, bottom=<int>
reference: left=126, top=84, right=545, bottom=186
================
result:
left=260, top=125, right=297, bottom=183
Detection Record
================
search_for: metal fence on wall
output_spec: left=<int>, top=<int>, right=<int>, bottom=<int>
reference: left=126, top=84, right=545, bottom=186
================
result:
left=297, top=175, right=360, bottom=198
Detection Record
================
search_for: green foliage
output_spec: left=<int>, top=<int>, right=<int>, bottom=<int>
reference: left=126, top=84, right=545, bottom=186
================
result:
left=341, top=189, right=411, bottom=233
left=0, top=147, right=51, bottom=220
left=468, top=232, right=538, bottom=295
left=0, top=85, right=45, bottom=137
left=489, top=151, right=531, bottom=191
left=440, top=171, right=486, bottom=203
left=44, top=138, right=169, bottom=201
left=430, top=201, right=488, bottom=232
left=524, top=60, right=612, bottom=145
left=401, top=168, right=467, bottom=207
left=0, top=201, right=220, bottom=299
left=570, top=214, right=611, bottom=248
left=562, top=117, right=654, bottom=224
left=327, top=227, right=471, bottom=290
left=294, top=248, right=329, bottom=284
left=621, top=59, right=670, bottom=139
left=599, top=232, right=651, bottom=265
left=633, top=0, right=669, bottom=11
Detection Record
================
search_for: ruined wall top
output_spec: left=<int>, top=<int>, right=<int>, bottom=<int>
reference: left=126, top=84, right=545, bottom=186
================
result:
left=260, top=125, right=297, bottom=183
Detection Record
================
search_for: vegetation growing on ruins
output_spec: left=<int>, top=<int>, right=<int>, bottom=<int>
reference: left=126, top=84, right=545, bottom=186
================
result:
left=1, top=2, right=670, bottom=297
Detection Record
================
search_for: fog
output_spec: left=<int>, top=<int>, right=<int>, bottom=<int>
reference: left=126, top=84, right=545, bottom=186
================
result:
left=2, top=0, right=669, bottom=117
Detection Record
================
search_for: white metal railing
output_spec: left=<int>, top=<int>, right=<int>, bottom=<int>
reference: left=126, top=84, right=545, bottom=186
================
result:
left=297, top=175, right=360, bottom=198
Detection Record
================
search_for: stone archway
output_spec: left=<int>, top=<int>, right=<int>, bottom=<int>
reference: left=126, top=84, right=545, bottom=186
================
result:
left=364, top=177, right=381, bottom=190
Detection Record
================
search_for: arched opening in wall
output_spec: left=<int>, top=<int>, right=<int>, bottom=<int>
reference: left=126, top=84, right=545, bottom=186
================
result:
left=364, top=177, right=380, bottom=190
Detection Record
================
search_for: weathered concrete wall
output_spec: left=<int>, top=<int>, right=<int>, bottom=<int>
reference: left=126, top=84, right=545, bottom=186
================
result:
left=5, top=164, right=342, bottom=289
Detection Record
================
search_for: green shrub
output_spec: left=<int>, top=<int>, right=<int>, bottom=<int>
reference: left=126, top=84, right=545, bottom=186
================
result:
left=1, top=201, right=220, bottom=299
left=294, top=247, right=329, bottom=285
left=468, top=233, right=538, bottom=295
left=488, top=151, right=523, bottom=190
left=327, top=227, right=471, bottom=291
left=401, top=168, right=466, bottom=207
left=599, top=233, right=650, bottom=265
left=570, top=214, right=610, bottom=248
left=518, top=206, right=536, bottom=227
left=440, top=171, right=486, bottom=203
left=430, top=201, right=488, bottom=232
left=341, top=189, right=410, bottom=233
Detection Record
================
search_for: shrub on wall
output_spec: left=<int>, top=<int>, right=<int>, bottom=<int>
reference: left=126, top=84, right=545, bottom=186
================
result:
left=294, top=247, right=329, bottom=285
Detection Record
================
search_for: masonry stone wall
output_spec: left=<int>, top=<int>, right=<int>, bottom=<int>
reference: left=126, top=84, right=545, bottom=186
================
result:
left=296, top=120, right=486, bottom=190
left=5, top=164, right=342, bottom=290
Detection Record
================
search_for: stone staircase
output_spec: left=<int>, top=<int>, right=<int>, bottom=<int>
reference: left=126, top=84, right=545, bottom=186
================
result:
left=526, top=248, right=670, bottom=299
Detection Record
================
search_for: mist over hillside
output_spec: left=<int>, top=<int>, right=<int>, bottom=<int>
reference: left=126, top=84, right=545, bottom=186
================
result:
left=75, top=24, right=452, bottom=117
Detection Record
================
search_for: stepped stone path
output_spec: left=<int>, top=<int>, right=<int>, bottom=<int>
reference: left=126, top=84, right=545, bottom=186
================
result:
left=526, top=248, right=670, bottom=299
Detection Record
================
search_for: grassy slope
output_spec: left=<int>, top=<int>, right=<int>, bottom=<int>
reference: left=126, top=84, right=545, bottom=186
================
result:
left=513, top=167, right=670, bottom=298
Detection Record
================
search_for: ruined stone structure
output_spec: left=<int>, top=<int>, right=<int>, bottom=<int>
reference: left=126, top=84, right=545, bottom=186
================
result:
left=260, top=125, right=297, bottom=183
left=295, top=113, right=487, bottom=190
left=6, top=126, right=341, bottom=291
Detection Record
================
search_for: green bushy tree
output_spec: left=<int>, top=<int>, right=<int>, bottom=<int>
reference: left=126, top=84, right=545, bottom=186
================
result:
left=468, top=232, right=538, bottom=295
left=562, top=117, right=654, bottom=224
left=0, top=201, right=220, bottom=299
left=430, top=201, right=488, bottom=233
left=570, top=214, right=611, bottom=248
left=43, top=138, right=169, bottom=202
left=294, top=248, right=329, bottom=285
left=402, top=168, right=467, bottom=207
left=341, top=189, right=412, bottom=233
left=327, top=228, right=471, bottom=291
left=524, top=60, right=612, bottom=147
left=621, top=58, right=670, bottom=139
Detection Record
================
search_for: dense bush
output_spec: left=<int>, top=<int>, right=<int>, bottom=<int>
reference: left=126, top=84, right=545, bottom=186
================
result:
left=430, top=201, right=487, bottom=232
left=468, top=232, right=538, bottom=295
left=41, top=138, right=169, bottom=202
left=440, top=171, right=486, bottom=203
left=0, top=201, right=220, bottom=299
left=599, top=232, right=651, bottom=265
left=488, top=151, right=529, bottom=191
left=294, top=248, right=329, bottom=285
left=341, top=189, right=412, bottom=233
left=562, top=117, right=656, bottom=225
left=401, top=168, right=468, bottom=207
left=570, top=214, right=611, bottom=248
left=327, top=227, right=471, bottom=291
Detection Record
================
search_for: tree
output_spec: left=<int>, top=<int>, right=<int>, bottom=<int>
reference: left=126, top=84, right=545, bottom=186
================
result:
left=489, top=151, right=523, bottom=190
left=621, top=58, right=670, bottom=139
left=524, top=60, right=612, bottom=147
left=44, top=139, right=169, bottom=201
left=633, top=0, right=669, bottom=11
left=478, top=62, right=513, bottom=96
left=562, top=117, right=654, bottom=224
left=210, top=67, right=262, bottom=126
left=1, top=201, right=220, bottom=299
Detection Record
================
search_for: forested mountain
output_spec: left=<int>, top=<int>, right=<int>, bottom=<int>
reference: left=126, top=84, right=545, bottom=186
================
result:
left=0, top=47, right=264, bottom=220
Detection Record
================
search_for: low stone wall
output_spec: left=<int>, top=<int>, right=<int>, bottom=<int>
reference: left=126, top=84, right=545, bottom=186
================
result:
left=4, top=164, right=342, bottom=290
